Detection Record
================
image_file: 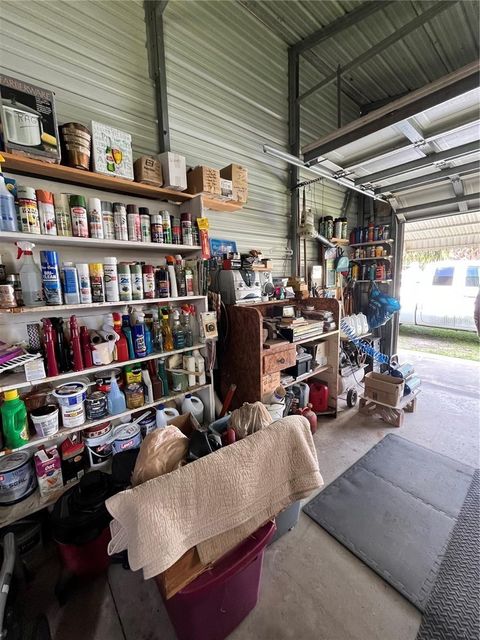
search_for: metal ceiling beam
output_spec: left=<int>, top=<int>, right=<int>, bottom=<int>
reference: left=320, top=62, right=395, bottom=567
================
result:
left=291, top=1, right=391, bottom=55
left=303, top=58, right=478, bottom=164
left=344, top=114, right=480, bottom=173
left=450, top=174, right=469, bottom=212
left=399, top=206, right=480, bottom=223
left=298, top=1, right=457, bottom=106
left=355, top=141, right=479, bottom=186
left=395, top=192, right=480, bottom=216
left=376, top=161, right=479, bottom=194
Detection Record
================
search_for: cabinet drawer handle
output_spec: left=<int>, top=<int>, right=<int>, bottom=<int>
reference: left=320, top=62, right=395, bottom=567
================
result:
left=277, top=357, right=286, bottom=364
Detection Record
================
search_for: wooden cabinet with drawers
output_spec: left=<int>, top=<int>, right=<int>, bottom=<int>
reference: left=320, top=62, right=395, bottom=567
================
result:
left=219, top=298, right=340, bottom=412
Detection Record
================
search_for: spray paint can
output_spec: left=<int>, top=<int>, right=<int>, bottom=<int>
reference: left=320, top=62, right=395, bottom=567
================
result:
left=118, top=263, right=132, bottom=302
left=113, top=203, right=128, bottom=241
left=127, top=204, right=141, bottom=242
left=103, top=257, right=120, bottom=302
left=101, top=201, right=115, bottom=239
left=142, top=264, right=155, bottom=299
left=40, top=250, right=63, bottom=305
left=130, top=263, right=143, bottom=300
left=36, top=190, right=57, bottom=235
left=76, top=263, right=93, bottom=304
left=161, top=210, right=172, bottom=244
left=88, top=197, right=104, bottom=239
left=69, top=195, right=89, bottom=238
left=139, top=208, right=151, bottom=243
left=18, top=186, right=41, bottom=234
left=151, top=214, right=163, bottom=243
left=54, top=193, right=73, bottom=236
left=89, top=263, right=105, bottom=303
left=62, top=262, right=80, bottom=304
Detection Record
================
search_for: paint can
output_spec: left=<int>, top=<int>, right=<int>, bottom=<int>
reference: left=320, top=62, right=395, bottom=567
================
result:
left=30, top=404, right=59, bottom=437
left=0, top=452, right=37, bottom=505
left=111, top=423, right=142, bottom=455
left=85, top=391, right=108, bottom=421
left=82, top=422, right=113, bottom=469
left=53, top=381, right=87, bottom=428
left=136, top=409, right=156, bottom=437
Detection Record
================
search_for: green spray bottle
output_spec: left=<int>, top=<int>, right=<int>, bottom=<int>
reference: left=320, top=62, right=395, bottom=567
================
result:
left=1, top=389, right=29, bottom=448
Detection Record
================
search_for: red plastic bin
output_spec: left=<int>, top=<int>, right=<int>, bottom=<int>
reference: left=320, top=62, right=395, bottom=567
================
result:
left=161, top=521, right=276, bottom=640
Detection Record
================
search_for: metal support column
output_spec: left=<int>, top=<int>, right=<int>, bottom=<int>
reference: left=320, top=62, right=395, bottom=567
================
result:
left=144, top=0, right=170, bottom=153
left=336, top=65, right=342, bottom=129
left=288, top=48, right=300, bottom=276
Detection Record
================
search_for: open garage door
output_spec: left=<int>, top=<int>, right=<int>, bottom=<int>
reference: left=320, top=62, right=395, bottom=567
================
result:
left=405, top=212, right=480, bottom=252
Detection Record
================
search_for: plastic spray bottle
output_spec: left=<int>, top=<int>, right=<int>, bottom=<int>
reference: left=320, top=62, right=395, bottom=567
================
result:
left=107, top=374, right=126, bottom=415
left=16, top=242, right=44, bottom=306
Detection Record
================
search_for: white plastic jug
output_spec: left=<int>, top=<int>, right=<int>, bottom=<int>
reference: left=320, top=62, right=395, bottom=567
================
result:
left=181, top=394, right=204, bottom=425
left=155, top=405, right=180, bottom=429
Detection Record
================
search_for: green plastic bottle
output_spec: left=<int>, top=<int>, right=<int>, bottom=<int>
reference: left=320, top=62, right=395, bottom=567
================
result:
left=1, top=390, right=29, bottom=448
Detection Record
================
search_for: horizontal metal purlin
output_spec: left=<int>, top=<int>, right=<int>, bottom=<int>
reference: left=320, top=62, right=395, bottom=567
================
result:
left=376, top=161, right=480, bottom=194
left=291, top=1, right=390, bottom=55
left=304, top=66, right=478, bottom=164
left=356, top=141, right=480, bottom=186
left=400, top=206, right=480, bottom=223
left=396, top=192, right=480, bottom=215
left=298, top=1, right=457, bottom=106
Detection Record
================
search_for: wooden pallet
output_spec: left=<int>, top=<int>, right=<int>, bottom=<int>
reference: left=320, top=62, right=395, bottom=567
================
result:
left=359, top=389, right=420, bottom=428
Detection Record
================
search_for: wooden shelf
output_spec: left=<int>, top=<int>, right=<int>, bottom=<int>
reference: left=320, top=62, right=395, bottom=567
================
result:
left=0, top=294, right=205, bottom=315
left=351, top=256, right=393, bottom=261
left=282, top=364, right=330, bottom=388
left=290, top=329, right=339, bottom=346
left=0, top=383, right=211, bottom=458
left=331, top=237, right=349, bottom=245
left=0, top=230, right=201, bottom=253
left=2, top=152, right=243, bottom=212
left=349, top=239, right=394, bottom=248
left=0, top=343, right=206, bottom=393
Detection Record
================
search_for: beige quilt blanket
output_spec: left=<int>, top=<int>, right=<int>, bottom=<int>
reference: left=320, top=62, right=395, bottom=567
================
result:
left=106, top=415, right=323, bottom=579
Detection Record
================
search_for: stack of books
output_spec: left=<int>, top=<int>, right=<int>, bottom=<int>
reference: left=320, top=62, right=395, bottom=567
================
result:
left=277, top=317, right=324, bottom=342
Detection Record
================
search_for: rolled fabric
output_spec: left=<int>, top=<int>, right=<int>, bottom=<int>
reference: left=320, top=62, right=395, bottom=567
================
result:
left=89, top=330, right=104, bottom=345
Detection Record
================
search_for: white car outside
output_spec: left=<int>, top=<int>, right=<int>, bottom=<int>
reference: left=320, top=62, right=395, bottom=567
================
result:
left=399, top=260, right=480, bottom=332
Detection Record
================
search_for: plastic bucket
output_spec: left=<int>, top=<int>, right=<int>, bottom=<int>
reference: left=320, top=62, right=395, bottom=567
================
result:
left=83, top=422, right=112, bottom=469
left=0, top=452, right=37, bottom=505
left=111, top=423, right=142, bottom=455
left=30, top=404, right=59, bottom=437
left=136, top=410, right=156, bottom=437
left=53, top=381, right=87, bottom=428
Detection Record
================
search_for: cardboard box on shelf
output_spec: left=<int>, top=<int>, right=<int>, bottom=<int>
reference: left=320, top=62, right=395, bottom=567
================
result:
left=220, top=164, right=248, bottom=203
left=158, top=151, right=187, bottom=191
left=364, top=372, right=404, bottom=407
left=134, top=156, right=163, bottom=186
left=187, top=165, right=221, bottom=196
left=0, top=74, right=61, bottom=163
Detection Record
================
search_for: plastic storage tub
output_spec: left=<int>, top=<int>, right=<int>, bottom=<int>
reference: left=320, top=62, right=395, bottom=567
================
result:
left=160, top=521, right=276, bottom=640
left=270, top=501, right=302, bottom=544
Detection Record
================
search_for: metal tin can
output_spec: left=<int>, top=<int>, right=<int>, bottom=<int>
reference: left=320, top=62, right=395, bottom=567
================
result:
left=162, top=210, right=172, bottom=244
left=129, top=263, right=143, bottom=300
left=85, top=391, right=108, bottom=420
left=88, top=197, right=104, bottom=239
left=36, top=190, right=57, bottom=235
left=113, top=203, right=128, bottom=241
left=0, top=284, right=16, bottom=308
left=6, top=274, right=23, bottom=306
left=124, top=383, right=145, bottom=409
left=140, top=215, right=151, bottom=243
left=40, top=251, right=63, bottom=305
left=142, top=264, right=155, bottom=299
left=54, top=193, right=73, bottom=236
left=88, top=263, right=105, bottom=303
left=101, top=201, right=115, bottom=239
left=151, top=214, right=163, bottom=243
left=69, top=195, right=89, bottom=238
left=17, top=186, right=41, bottom=234
left=127, top=205, right=141, bottom=242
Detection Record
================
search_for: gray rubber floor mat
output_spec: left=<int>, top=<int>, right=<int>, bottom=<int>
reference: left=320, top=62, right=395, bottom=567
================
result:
left=417, top=469, right=479, bottom=640
left=303, top=434, right=476, bottom=611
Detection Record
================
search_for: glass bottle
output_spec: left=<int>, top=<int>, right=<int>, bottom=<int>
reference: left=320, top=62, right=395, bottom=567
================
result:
left=152, top=320, right=164, bottom=352
left=181, top=308, right=194, bottom=347
left=172, top=309, right=185, bottom=349
left=161, top=309, right=174, bottom=351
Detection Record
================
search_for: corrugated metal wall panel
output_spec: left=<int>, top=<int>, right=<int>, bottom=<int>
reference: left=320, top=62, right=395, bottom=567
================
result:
left=0, top=0, right=157, bottom=156
left=163, top=0, right=292, bottom=273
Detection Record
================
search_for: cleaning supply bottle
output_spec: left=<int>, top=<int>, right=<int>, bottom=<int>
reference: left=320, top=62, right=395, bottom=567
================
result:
left=160, top=308, right=174, bottom=351
left=174, top=256, right=187, bottom=297
left=142, top=367, right=154, bottom=404
left=112, top=312, right=129, bottom=362
left=181, top=394, right=204, bottom=424
left=172, top=309, right=185, bottom=349
left=51, top=317, right=70, bottom=372
left=107, top=374, right=126, bottom=415
left=165, top=256, right=178, bottom=297
left=0, top=156, right=18, bottom=232
left=80, top=326, right=94, bottom=368
left=181, top=307, right=194, bottom=347
left=40, top=251, right=63, bottom=305
left=69, top=315, right=84, bottom=372
left=42, top=318, right=59, bottom=376
left=62, top=262, right=80, bottom=304
left=183, top=352, right=196, bottom=389
left=157, top=359, right=169, bottom=396
left=1, top=389, right=29, bottom=448
left=155, top=403, right=168, bottom=429
left=16, top=242, right=44, bottom=306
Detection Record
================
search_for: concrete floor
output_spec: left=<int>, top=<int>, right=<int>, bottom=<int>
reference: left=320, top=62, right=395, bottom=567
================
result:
left=36, top=349, right=479, bottom=640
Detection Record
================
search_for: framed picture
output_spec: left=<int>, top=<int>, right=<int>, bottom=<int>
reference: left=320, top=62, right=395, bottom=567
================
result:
left=91, top=121, right=133, bottom=180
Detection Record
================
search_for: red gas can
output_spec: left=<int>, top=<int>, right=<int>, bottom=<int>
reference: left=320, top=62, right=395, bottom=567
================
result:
left=297, top=404, right=318, bottom=434
left=308, top=381, right=329, bottom=413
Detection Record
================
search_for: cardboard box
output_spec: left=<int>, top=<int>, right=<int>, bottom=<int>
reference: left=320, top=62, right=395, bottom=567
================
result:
left=187, top=165, right=221, bottom=196
left=91, top=121, right=134, bottom=180
left=217, top=178, right=233, bottom=201
left=168, top=412, right=201, bottom=438
left=34, top=447, right=63, bottom=497
left=134, top=156, right=163, bottom=186
left=364, top=372, right=404, bottom=407
left=0, top=74, right=61, bottom=163
left=220, top=163, right=248, bottom=203
left=158, top=151, right=187, bottom=191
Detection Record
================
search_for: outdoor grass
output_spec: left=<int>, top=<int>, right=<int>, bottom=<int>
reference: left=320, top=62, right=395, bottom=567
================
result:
left=399, top=325, right=480, bottom=362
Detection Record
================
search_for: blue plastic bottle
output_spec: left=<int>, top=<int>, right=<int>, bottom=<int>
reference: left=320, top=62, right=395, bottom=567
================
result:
left=0, top=174, right=18, bottom=231
left=107, top=374, right=126, bottom=415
